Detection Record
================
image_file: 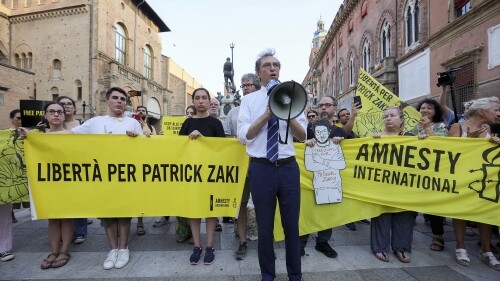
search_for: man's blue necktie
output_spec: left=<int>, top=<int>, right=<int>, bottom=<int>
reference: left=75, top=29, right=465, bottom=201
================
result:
left=267, top=116, right=279, bottom=162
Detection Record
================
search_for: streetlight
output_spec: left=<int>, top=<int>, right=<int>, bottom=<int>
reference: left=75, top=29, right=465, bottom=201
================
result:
left=230, top=43, right=235, bottom=91
left=82, top=101, right=86, bottom=120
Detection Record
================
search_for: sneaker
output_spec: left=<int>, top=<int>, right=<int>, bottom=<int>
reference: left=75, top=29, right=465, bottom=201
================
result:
left=315, top=241, right=338, bottom=258
left=204, top=247, right=215, bottom=265
left=153, top=216, right=169, bottom=227
left=358, top=219, right=370, bottom=225
left=103, top=249, right=118, bottom=270
left=190, top=247, right=203, bottom=265
left=235, top=242, right=247, bottom=260
left=344, top=223, right=356, bottom=231
left=73, top=236, right=85, bottom=244
left=114, top=248, right=130, bottom=269
left=0, top=252, right=15, bottom=262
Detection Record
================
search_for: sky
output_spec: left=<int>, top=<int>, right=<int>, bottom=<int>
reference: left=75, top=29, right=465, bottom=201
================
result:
left=147, top=0, right=343, bottom=95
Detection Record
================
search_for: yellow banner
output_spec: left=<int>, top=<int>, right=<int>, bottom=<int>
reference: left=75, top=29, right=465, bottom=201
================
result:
left=161, top=116, right=186, bottom=136
left=24, top=134, right=499, bottom=237
left=353, top=68, right=421, bottom=137
left=25, top=135, right=249, bottom=219
left=0, top=130, right=29, bottom=204
left=273, top=137, right=500, bottom=240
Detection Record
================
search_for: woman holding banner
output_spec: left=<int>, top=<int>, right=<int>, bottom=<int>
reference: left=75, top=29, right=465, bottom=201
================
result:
left=371, top=106, right=415, bottom=263
left=37, top=102, right=75, bottom=269
left=448, top=96, right=500, bottom=270
left=56, top=96, right=90, bottom=245
left=412, top=99, right=448, bottom=252
left=179, top=88, right=225, bottom=266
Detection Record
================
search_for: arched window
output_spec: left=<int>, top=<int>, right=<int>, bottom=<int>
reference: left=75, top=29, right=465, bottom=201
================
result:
left=349, top=54, right=356, bottom=87
left=405, top=0, right=420, bottom=48
left=15, top=53, right=21, bottom=68
left=51, top=87, right=59, bottom=100
left=331, top=70, right=335, bottom=96
left=75, top=80, right=82, bottom=101
left=380, top=20, right=391, bottom=59
left=144, top=45, right=152, bottom=79
left=115, top=24, right=126, bottom=64
left=53, top=59, right=61, bottom=79
left=362, top=39, right=371, bottom=72
left=20, top=53, right=26, bottom=69
left=338, top=64, right=344, bottom=93
left=26, top=52, right=32, bottom=69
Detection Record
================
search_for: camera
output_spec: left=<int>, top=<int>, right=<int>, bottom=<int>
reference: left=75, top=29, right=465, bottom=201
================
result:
left=436, top=67, right=461, bottom=87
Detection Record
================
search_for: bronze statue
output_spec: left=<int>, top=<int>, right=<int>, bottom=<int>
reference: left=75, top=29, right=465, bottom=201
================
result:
left=223, top=57, right=234, bottom=93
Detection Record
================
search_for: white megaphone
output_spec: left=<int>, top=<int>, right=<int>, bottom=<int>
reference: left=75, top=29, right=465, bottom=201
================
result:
left=267, top=80, right=307, bottom=120
left=267, top=80, right=307, bottom=144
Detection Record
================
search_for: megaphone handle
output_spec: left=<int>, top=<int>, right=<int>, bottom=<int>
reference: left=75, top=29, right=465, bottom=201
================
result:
left=278, top=83, right=296, bottom=145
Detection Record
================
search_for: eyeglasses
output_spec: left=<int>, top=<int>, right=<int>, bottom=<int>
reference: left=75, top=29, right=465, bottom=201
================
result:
left=318, top=103, right=337, bottom=108
left=110, top=95, right=127, bottom=101
left=261, top=62, right=280, bottom=69
left=59, top=102, right=73, bottom=106
left=307, top=115, right=317, bottom=119
left=240, top=83, right=255, bottom=88
left=47, top=110, right=63, bottom=115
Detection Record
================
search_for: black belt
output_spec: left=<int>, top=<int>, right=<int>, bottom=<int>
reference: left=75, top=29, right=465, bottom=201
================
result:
left=250, top=156, right=296, bottom=167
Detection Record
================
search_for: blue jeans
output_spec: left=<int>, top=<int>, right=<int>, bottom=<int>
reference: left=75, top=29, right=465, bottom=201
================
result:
left=74, top=218, right=87, bottom=237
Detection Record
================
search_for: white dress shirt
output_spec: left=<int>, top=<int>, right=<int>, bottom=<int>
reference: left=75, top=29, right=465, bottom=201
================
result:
left=237, top=87, right=307, bottom=159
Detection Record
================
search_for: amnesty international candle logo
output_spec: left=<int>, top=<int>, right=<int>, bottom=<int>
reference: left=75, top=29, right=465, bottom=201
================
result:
left=468, top=145, right=500, bottom=203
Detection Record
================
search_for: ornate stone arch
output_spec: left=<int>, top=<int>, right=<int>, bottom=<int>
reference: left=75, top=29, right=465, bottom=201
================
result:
left=347, top=47, right=357, bottom=87
left=376, top=10, right=396, bottom=60
left=358, top=31, right=373, bottom=72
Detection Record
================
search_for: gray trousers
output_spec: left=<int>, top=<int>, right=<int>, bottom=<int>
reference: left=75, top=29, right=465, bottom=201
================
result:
left=370, top=212, right=414, bottom=254
left=300, top=228, right=332, bottom=247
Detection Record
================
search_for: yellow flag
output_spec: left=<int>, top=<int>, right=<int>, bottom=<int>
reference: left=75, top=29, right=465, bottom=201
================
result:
left=0, top=130, right=29, bottom=204
left=353, top=68, right=421, bottom=137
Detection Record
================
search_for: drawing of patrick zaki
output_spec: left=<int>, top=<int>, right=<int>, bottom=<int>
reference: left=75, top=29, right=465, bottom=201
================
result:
left=304, top=119, right=346, bottom=204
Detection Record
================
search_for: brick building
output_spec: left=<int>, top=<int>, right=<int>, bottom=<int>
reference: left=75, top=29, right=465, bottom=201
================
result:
left=303, top=0, right=500, bottom=112
left=0, top=0, right=203, bottom=129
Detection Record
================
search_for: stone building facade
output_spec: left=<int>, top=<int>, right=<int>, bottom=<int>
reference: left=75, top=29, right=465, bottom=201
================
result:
left=303, top=0, right=500, bottom=113
left=0, top=0, right=204, bottom=129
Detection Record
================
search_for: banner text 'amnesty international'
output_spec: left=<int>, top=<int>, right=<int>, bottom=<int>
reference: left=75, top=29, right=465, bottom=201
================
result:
left=353, top=142, right=461, bottom=193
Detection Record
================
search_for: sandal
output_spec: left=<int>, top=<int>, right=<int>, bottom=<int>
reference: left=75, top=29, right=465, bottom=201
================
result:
left=137, top=225, right=145, bottom=236
left=430, top=237, right=444, bottom=251
left=374, top=252, right=389, bottom=262
left=455, top=248, right=470, bottom=266
left=479, top=250, right=500, bottom=271
left=40, top=253, right=58, bottom=269
left=51, top=252, right=70, bottom=268
left=395, top=251, right=410, bottom=263
left=215, top=223, right=222, bottom=232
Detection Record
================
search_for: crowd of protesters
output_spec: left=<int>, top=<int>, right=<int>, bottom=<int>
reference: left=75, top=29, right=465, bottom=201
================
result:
left=1, top=49, right=499, bottom=281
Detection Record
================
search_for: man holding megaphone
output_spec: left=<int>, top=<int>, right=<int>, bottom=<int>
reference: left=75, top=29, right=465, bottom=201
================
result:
left=237, top=49, right=307, bottom=281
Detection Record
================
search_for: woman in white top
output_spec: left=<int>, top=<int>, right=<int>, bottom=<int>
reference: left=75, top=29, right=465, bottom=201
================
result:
left=448, top=96, right=500, bottom=270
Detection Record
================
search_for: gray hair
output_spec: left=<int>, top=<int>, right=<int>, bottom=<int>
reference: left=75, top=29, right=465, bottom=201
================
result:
left=241, top=73, right=261, bottom=89
left=463, top=96, right=500, bottom=119
left=255, top=48, right=280, bottom=72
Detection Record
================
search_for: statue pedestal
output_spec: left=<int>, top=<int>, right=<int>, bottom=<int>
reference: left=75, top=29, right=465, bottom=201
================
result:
left=216, top=91, right=241, bottom=121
